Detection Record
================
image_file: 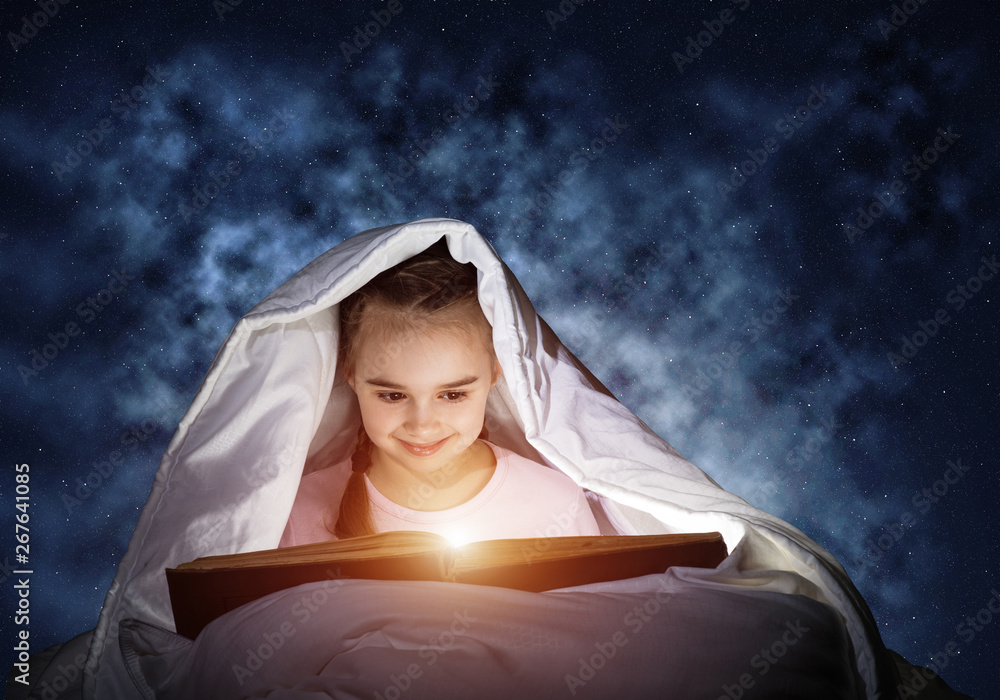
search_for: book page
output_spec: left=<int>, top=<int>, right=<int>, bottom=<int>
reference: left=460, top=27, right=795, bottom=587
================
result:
left=452, top=533, right=723, bottom=573
left=173, top=530, right=448, bottom=571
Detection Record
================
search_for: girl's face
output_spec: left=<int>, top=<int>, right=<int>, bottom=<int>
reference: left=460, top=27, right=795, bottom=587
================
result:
left=347, top=326, right=500, bottom=483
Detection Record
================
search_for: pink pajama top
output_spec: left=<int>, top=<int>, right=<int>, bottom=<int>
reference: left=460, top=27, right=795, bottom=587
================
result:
left=278, top=440, right=601, bottom=546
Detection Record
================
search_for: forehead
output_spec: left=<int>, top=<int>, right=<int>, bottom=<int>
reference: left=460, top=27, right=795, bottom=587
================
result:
left=356, top=326, right=492, bottom=380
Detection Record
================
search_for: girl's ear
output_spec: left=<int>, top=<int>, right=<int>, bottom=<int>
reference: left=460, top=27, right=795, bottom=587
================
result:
left=491, top=358, right=503, bottom=387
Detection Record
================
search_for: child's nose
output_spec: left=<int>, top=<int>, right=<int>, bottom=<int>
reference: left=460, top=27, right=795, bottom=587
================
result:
left=404, top=402, right=439, bottom=435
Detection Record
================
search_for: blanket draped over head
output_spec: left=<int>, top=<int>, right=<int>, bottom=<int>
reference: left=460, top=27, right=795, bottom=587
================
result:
left=72, top=217, right=896, bottom=698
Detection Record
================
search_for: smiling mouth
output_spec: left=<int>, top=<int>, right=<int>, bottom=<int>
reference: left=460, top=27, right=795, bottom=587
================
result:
left=398, top=436, right=449, bottom=456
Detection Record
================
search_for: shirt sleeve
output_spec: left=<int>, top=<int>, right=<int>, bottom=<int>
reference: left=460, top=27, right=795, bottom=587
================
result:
left=570, top=488, right=603, bottom=536
left=276, top=465, right=345, bottom=548
left=277, top=513, right=297, bottom=548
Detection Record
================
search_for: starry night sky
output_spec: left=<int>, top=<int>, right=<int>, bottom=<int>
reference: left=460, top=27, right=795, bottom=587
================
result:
left=1, top=0, right=997, bottom=696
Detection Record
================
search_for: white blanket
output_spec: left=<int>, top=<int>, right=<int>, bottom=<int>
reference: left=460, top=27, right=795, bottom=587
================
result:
left=14, top=218, right=900, bottom=698
left=119, top=554, right=860, bottom=699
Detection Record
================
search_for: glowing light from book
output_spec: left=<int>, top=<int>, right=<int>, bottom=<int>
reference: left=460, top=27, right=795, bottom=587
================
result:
left=444, top=528, right=472, bottom=547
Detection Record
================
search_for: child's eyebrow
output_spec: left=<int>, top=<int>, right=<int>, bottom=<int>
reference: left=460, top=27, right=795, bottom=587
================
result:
left=363, top=375, right=479, bottom=390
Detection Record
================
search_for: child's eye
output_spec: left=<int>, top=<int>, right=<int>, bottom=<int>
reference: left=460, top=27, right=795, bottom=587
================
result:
left=377, top=392, right=406, bottom=403
left=442, top=391, right=467, bottom=402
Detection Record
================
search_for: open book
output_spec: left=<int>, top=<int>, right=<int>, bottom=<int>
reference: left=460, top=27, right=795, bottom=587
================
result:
left=166, top=531, right=728, bottom=639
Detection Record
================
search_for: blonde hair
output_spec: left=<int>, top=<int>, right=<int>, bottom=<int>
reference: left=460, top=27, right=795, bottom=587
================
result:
left=330, top=239, right=495, bottom=539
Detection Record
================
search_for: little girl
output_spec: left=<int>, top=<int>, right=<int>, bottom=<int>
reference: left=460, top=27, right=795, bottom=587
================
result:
left=279, top=240, right=601, bottom=546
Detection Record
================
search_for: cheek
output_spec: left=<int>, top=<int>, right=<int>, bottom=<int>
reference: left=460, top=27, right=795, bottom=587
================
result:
left=459, top=397, right=489, bottom=426
left=358, top=398, right=392, bottom=425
